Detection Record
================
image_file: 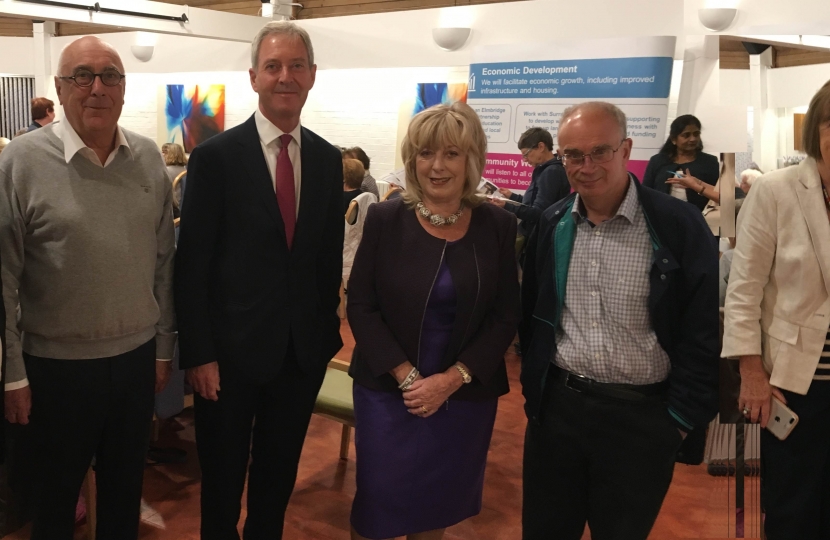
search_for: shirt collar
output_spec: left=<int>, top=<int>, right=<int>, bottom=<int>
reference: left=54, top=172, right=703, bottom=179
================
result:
left=55, top=119, right=132, bottom=164
left=254, top=108, right=303, bottom=149
left=572, top=175, right=640, bottom=225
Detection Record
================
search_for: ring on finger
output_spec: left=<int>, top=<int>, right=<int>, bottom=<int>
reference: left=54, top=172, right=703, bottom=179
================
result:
left=742, top=407, right=750, bottom=416
left=420, top=406, right=428, bottom=415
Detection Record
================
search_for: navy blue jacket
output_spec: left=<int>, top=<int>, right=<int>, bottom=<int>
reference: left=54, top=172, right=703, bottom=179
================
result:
left=519, top=178, right=719, bottom=431
left=506, top=156, right=571, bottom=237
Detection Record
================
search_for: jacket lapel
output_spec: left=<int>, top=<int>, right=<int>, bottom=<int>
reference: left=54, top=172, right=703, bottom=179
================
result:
left=294, top=127, right=325, bottom=250
left=795, top=158, right=830, bottom=297
left=237, top=114, right=286, bottom=241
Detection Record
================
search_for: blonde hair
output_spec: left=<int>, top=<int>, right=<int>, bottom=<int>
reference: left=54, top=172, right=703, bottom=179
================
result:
left=401, top=101, right=486, bottom=209
left=162, top=143, right=187, bottom=167
left=0, top=137, right=9, bottom=155
left=343, top=158, right=364, bottom=190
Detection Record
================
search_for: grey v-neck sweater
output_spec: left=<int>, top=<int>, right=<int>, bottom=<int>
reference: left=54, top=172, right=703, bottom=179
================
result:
left=0, top=123, right=176, bottom=387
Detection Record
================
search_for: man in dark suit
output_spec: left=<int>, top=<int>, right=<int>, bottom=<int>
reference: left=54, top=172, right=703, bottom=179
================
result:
left=174, top=21, right=344, bottom=540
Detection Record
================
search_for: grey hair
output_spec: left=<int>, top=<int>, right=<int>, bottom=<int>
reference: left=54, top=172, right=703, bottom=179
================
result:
left=558, top=101, right=628, bottom=141
left=251, top=21, right=315, bottom=70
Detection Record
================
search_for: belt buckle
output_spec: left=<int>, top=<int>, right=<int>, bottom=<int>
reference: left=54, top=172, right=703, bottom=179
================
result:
left=564, top=372, right=590, bottom=393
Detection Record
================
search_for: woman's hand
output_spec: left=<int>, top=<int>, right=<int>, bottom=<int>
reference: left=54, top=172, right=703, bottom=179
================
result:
left=403, top=371, right=464, bottom=418
left=666, top=169, right=703, bottom=191
left=738, top=355, right=787, bottom=428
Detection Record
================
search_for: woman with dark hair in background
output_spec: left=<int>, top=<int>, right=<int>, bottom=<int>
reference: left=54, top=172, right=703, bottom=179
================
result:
left=643, top=114, right=720, bottom=210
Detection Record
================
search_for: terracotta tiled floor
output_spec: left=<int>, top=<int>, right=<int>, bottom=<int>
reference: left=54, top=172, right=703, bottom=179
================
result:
left=4, top=320, right=759, bottom=539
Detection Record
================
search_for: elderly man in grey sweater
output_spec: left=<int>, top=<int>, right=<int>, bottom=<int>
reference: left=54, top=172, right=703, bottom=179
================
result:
left=0, top=36, right=176, bottom=540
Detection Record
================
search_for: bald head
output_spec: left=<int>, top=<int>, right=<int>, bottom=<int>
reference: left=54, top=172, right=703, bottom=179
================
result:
left=55, top=36, right=126, bottom=147
left=58, top=36, right=124, bottom=77
left=558, top=101, right=627, bottom=143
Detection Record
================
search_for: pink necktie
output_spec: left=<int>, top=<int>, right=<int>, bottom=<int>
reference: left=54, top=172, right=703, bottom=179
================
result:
left=275, top=133, right=296, bottom=249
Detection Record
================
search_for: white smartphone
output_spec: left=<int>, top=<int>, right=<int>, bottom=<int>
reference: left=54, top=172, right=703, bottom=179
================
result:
left=767, top=397, right=799, bottom=441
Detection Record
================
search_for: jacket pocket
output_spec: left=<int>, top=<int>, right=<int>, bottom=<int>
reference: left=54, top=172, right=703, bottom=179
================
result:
left=766, top=316, right=799, bottom=346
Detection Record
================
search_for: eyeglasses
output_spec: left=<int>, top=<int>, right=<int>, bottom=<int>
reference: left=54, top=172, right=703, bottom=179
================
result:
left=562, top=139, right=628, bottom=166
left=58, top=69, right=125, bottom=88
left=521, top=148, right=533, bottom=160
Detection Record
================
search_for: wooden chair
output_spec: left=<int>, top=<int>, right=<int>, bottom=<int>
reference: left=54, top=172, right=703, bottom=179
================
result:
left=380, top=185, right=402, bottom=202
left=172, top=170, right=186, bottom=212
left=83, top=468, right=96, bottom=540
left=345, top=199, right=359, bottom=225
left=313, top=358, right=354, bottom=460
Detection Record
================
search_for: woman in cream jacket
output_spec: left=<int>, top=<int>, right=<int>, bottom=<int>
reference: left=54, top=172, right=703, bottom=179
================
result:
left=722, top=79, right=830, bottom=539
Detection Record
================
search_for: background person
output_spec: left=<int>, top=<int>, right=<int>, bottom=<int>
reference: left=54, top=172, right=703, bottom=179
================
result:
left=162, top=142, right=188, bottom=215
left=27, top=97, right=56, bottom=132
left=643, top=114, right=720, bottom=210
left=344, top=146, right=379, bottom=198
left=347, top=101, right=519, bottom=540
left=343, top=158, right=365, bottom=213
left=722, top=79, right=830, bottom=539
left=488, top=127, right=570, bottom=265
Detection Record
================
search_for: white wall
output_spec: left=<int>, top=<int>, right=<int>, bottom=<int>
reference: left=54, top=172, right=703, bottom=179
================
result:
left=111, top=66, right=467, bottom=178
left=767, top=63, right=830, bottom=109
left=0, top=37, right=35, bottom=76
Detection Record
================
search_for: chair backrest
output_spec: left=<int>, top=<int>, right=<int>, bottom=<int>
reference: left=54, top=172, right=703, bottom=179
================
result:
left=381, top=185, right=403, bottom=202
left=172, top=170, right=187, bottom=210
left=375, top=179, right=390, bottom=200
left=343, top=192, right=378, bottom=282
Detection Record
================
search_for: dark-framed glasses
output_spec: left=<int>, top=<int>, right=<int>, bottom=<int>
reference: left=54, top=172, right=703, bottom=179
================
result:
left=562, top=139, right=628, bottom=166
left=59, top=69, right=125, bottom=88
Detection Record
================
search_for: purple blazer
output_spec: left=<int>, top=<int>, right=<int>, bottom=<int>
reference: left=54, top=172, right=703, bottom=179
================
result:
left=347, top=198, right=520, bottom=400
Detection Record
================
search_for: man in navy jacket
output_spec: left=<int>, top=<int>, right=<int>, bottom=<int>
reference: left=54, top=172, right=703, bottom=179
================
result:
left=519, top=102, right=718, bottom=540
left=490, top=127, right=570, bottom=265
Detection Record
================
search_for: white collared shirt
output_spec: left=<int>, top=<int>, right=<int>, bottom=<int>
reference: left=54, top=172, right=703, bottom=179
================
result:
left=254, top=108, right=302, bottom=217
left=55, top=119, right=133, bottom=167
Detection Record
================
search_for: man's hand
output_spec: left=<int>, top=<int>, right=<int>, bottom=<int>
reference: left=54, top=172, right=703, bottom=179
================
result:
left=487, top=196, right=507, bottom=208
left=155, top=360, right=172, bottom=394
left=5, top=386, right=32, bottom=425
left=497, top=187, right=513, bottom=199
left=187, top=362, right=221, bottom=401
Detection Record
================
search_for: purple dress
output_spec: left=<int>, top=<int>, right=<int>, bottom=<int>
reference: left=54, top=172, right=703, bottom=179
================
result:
left=351, top=244, right=499, bottom=539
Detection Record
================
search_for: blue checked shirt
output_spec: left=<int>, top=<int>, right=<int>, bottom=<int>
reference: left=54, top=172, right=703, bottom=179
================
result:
left=554, top=179, right=671, bottom=384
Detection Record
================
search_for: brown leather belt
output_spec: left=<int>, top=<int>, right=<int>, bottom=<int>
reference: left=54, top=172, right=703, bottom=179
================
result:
left=551, top=365, right=667, bottom=402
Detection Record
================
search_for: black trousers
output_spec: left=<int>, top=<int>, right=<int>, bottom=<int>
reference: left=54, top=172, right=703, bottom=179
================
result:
left=195, top=343, right=327, bottom=540
left=761, top=380, right=830, bottom=539
left=522, top=376, right=682, bottom=540
left=25, top=340, right=156, bottom=540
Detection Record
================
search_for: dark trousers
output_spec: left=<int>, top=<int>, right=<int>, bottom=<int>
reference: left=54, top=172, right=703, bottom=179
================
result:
left=522, top=376, right=682, bottom=540
left=761, top=380, right=830, bottom=539
left=26, top=340, right=156, bottom=540
left=194, top=344, right=327, bottom=540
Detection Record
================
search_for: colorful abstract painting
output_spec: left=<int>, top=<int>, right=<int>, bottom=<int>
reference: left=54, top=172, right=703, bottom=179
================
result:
left=413, top=83, right=468, bottom=115
left=162, top=84, right=225, bottom=152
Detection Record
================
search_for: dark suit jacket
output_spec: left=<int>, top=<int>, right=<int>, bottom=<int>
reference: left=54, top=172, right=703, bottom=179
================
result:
left=174, top=115, right=344, bottom=381
left=506, top=156, right=570, bottom=237
left=347, top=199, right=520, bottom=400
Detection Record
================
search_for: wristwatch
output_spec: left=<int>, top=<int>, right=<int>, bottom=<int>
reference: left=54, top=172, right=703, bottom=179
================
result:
left=454, top=363, right=472, bottom=384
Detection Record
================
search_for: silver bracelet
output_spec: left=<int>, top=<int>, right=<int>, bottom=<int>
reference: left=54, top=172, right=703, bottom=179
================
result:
left=398, top=367, right=419, bottom=391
